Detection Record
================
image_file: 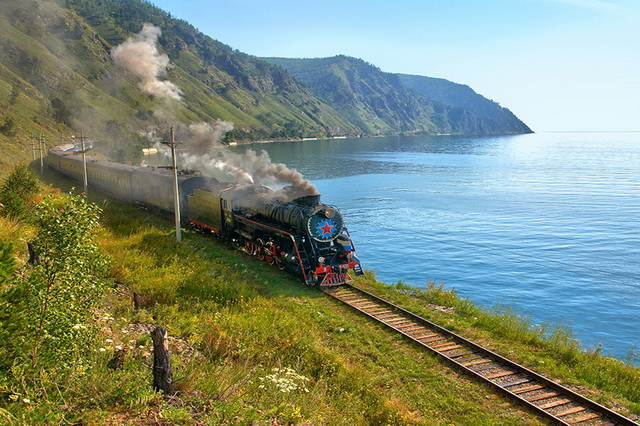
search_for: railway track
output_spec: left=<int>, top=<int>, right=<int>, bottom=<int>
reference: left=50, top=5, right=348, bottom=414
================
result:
left=323, top=284, right=638, bottom=426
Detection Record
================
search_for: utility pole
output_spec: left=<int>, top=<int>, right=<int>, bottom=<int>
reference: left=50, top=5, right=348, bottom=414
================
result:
left=81, top=130, right=88, bottom=196
left=161, top=127, right=182, bottom=243
left=74, top=131, right=90, bottom=196
left=30, top=134, right=36, bottom=161
left=38, top=134, right=44, bottom=173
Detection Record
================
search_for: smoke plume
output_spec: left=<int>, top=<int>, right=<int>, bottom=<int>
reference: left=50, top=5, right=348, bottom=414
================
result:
left=111, top=24, right=183, bottom=101
left=175, top=122, right=319, bottom=200
left=112, top=25, right=317, bottom=200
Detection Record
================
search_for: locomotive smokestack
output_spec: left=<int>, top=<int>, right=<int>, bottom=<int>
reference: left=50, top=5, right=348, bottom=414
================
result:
left=294, top=194, right=321, bottom=206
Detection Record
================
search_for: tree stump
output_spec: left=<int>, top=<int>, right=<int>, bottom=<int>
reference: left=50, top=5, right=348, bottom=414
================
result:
left=151, top=327, right=173, bottom=395
left=108, top=348, right=125, bottom=370
left=27, top=241, right=39, bottom=266
left=133, top=292, right=141, bottom=311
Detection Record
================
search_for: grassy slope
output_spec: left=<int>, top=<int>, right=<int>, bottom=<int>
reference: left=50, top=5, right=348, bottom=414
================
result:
left=1, top=168, right=637, bottom=424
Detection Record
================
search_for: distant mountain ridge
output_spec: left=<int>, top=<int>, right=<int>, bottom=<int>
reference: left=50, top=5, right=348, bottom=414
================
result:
left=264, top=56, right=532, bottom=136
left=397, top=73, right=532, bottom=134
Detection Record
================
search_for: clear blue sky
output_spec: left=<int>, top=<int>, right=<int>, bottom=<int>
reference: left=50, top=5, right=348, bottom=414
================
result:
left=150, top=0, right=640, bottom=132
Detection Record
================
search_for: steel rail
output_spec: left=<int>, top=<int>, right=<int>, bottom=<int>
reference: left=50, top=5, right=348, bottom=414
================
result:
left=323, top=284, right=638, bottom=426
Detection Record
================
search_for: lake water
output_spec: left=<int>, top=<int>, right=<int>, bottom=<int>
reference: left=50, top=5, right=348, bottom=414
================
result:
left=231, top=132, right=640, bottom=364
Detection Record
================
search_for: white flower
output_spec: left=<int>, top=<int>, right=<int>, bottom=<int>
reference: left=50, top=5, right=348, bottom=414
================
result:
left=22, top=398, right=30, bottom=404
left=105, top=338, right=113, bottom=343
left=72, top=324, right=82, bottom=330
left=258, top=367, right=311, bottom=393
left=99, top=348, right=106, bottom=352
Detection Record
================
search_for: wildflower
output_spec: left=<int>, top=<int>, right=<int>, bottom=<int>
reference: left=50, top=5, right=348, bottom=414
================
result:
left=99, top=348, right=106, bottom=352
left=258, top=367, right=310, bottom=393
left=72, top=324, right=82, bottom=330
left=22, top=398, right=30, bottom=404
left=105, top=338, right=113, bottom=343
left=339, top=328, right=346, bottom=332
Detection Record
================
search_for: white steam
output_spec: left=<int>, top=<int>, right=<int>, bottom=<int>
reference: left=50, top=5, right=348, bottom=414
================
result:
left=176, top=122, right=319, bottom=200
left=112, top=25, right=317, bottom=200
left=111, top=24, right=183, bottom=101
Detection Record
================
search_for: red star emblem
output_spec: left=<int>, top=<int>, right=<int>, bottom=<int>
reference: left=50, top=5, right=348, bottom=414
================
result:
left=319, top=220, right=335, bottom=236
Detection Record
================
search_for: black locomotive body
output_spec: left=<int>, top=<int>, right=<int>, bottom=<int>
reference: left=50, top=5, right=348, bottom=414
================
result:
left=48, top=144, right=363, bottom=286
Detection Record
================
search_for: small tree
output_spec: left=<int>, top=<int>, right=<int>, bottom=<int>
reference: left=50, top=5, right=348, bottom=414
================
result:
left=50, top=97, right=71, bottom=125
left=0, top=164, right=40, bottom=219
left=0, top=115, right=17, bottom=137
left=0, top=193, right=108, bottom=368
left=8, top=83, right=21, bottom=107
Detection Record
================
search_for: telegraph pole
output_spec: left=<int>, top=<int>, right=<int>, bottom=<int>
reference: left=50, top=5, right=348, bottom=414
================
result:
left=38, top=134, right=44, bottom=173
left=81, top=130, right=88, bottom=196
left=74, top=131, right=90, bottom=196
left=30, top=134, right=36, bottom=161
left=161, top=127, right=182, bottom=243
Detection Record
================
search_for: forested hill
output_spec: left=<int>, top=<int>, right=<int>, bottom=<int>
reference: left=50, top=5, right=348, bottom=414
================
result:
left=264, top=56, right=532, bottom=136
left=0, top=0, right=357, bottom=167
left=0, top=0, right=530, bottom=170
left=397, top=73, right=532, bottom=135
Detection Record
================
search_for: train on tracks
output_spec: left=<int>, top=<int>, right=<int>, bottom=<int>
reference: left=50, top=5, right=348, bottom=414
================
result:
left=48, top=143, right=363, bottom=286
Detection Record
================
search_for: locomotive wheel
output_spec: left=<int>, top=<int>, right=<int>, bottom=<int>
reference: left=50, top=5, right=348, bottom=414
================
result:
left=255, top=238, right=265, bottom=260
left=264, top=241, right=275, bottom=265
left=244, top=240, right=255, bottom=256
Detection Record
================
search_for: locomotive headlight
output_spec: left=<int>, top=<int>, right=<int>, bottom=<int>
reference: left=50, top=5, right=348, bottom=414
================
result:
left=324, top=208, right=336, bottom=218
left=318, top=257, right=325, bottom=264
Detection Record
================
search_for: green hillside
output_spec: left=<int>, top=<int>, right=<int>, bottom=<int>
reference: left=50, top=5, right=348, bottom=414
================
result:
left=264, top=56, right=440, bottom=135
left=0, top=0, right=357, bottom=171
left=0, top=0, right=532, bottom=174
left=397, top=73, right=532, bottom=134
left=264, top=56, right=532, bottom=136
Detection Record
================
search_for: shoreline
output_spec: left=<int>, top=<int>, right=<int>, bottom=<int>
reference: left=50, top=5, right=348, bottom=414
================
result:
left=229, top=130, right=534, bottom=146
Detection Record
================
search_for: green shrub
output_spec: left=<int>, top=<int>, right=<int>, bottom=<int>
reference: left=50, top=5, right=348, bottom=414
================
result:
left=0, top=242, right=16, bottom=287
left=0, top=193, right=108, bottom=369
left=0, top=164, right=40, bottom=219
left=0, top=116, right=16, bottom=137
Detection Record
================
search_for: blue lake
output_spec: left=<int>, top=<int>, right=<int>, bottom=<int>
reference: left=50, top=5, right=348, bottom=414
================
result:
left=233, top=132, right=640, bottom=364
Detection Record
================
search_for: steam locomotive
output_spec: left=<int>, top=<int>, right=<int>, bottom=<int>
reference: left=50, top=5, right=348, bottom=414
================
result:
left=47, top=144, right=363, bottom=286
